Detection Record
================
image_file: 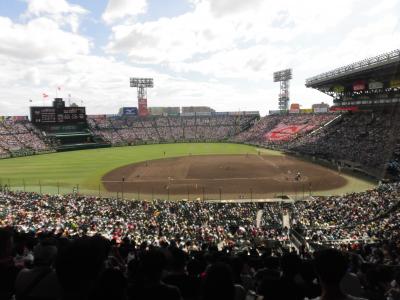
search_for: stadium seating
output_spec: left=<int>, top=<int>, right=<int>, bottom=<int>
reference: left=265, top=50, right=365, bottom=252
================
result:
left=288, top=109, right=400, bottom=177
left=0, top=119, right=51, bottom=156
left=1, top=181, right=399, bottom=299
left=87, top=115, right=255, bottom=145
left=232, top=113, right=336, bottom=146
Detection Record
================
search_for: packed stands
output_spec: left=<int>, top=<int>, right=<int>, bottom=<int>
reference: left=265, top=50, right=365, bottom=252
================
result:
left=0, top=119, right=51, bottom=157
left=2, top=183, right=399, bottom=256
left=1, top=182, right=400, bottom=299
left=232, top=114, right=282, bottom=143
left=288, top=108, right=400, bottom=176
left=293, top=183, right=400, bottom=243
left=88, top=115, right=256, bottom=145
left=0, top=191, right=288, bottom=246
left=265, top=114, right=335, bottom=143
left=231, top=113, right=336, bottom=146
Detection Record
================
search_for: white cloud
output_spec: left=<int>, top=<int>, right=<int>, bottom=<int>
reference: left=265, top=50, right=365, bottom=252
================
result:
left=24, top=0, right=88, bottom=32
left=206, top=0, right=263, bottom=17
left=102, top=0, right=147, bottom=24
left=1, top=0, right=400, bottom=118
left=102, top=0, right=400, bottom=114
left=105, top=0, right=364, bottom=67
left=0, top=17, right=90, bottom=60
left=25, top=0, right=87, bottom=16
left=24, top=68, right=41, bottom=85
left=172, top=45, right=295, bottom=80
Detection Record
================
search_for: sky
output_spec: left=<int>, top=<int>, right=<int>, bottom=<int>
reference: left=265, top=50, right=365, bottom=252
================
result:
left=0, top=0, right=399, bottom=116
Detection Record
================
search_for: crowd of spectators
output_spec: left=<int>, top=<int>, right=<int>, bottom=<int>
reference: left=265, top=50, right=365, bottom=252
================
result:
left=232, top=114, right=283, bottom=143
left=0, top=191, right=288, bottom=247
left=0, top=120, right=50, bottom=156
left=1, top=182, right=400, bottom=299
left=88, top=115, right=255, bottom=145
left=293, top=183, right=400, bottom=245
left=1, top=183, right=399, bottom=256
left=288, top=109, right=400, bottom=176
left=264, top=114, right=336, bottom=143
left=231, top=113, right=336, bottom=146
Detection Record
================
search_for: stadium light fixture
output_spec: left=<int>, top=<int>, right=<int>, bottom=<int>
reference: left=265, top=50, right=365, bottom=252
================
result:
left=273, top=69, right=292, bottom=82
left=273, top=69, right=292, bottom=111
left=130, top=78, right=154, bottom=88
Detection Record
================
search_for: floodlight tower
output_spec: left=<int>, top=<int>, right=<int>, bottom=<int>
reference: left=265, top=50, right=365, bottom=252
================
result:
left=273, top=69, right=292, bottom=112
left=130, top=78, right=154, bottom=117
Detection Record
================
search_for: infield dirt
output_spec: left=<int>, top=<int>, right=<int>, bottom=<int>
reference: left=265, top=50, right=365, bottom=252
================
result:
left=102, top=154, right=347, bottom=200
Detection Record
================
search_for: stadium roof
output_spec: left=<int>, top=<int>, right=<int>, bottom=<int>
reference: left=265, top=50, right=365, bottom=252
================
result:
left=306, top=49, right=400, bottom=88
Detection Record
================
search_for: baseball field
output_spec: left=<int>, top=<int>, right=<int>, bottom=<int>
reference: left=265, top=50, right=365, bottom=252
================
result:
left=0, top=143, right=376, bottom=200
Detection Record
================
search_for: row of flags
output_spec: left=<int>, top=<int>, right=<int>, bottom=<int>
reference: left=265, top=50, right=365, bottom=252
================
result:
left=29, top=87, right=74, bottom=104
left=42, top=86, right=62, bottom=99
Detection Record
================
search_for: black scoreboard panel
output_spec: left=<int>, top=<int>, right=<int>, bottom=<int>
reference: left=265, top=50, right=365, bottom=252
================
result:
left=30, top=107, right=86, bottom=124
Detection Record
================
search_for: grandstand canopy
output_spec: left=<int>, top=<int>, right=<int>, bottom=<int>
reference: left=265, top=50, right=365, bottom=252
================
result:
left=305, top=49, right=400, bottom=107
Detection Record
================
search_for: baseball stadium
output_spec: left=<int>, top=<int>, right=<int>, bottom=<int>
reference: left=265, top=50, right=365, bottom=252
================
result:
left=0, top=7, right=400, bottom=298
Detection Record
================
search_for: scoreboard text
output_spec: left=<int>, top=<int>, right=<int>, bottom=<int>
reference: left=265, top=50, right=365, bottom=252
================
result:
left=30, top=107, right=86, bottom=124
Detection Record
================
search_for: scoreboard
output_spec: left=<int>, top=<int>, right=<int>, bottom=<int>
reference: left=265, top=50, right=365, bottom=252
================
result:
left=30, top=99, right=86, bottom=124
left=30, top=107, right=86, bottom=124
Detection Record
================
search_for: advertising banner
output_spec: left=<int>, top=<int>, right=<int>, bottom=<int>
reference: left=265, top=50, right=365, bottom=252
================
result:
left=164, top=107, right=180, bottom=115
left=89, top=114, right=107, bottom=120
left=244, top=111, right=260, bottom=115
left=12, top=116, right=28, bottom=121
left=268, top=110, right=281, bottom=115
left=353, top=80, right=366, bottom=91
left=390, top=79, right=400, bottom=88
left=333, top=85, right=345, bottom=93
left=290, top=103, right=300, bottom=110
left=369, top=81, right=383, bottom=89
left=330, top=106, right=359, bottom=112
left=123, top=107, right=138, bottom=116
left=148, top=107, right=163, bottom=115
left=196, top=112, right=212, bottom=116
left=313, top=107, right=328, bottom=113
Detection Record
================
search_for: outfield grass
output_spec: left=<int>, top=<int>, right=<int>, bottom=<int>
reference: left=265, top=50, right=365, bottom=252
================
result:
left=0, top=143, right=375, bottom=198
